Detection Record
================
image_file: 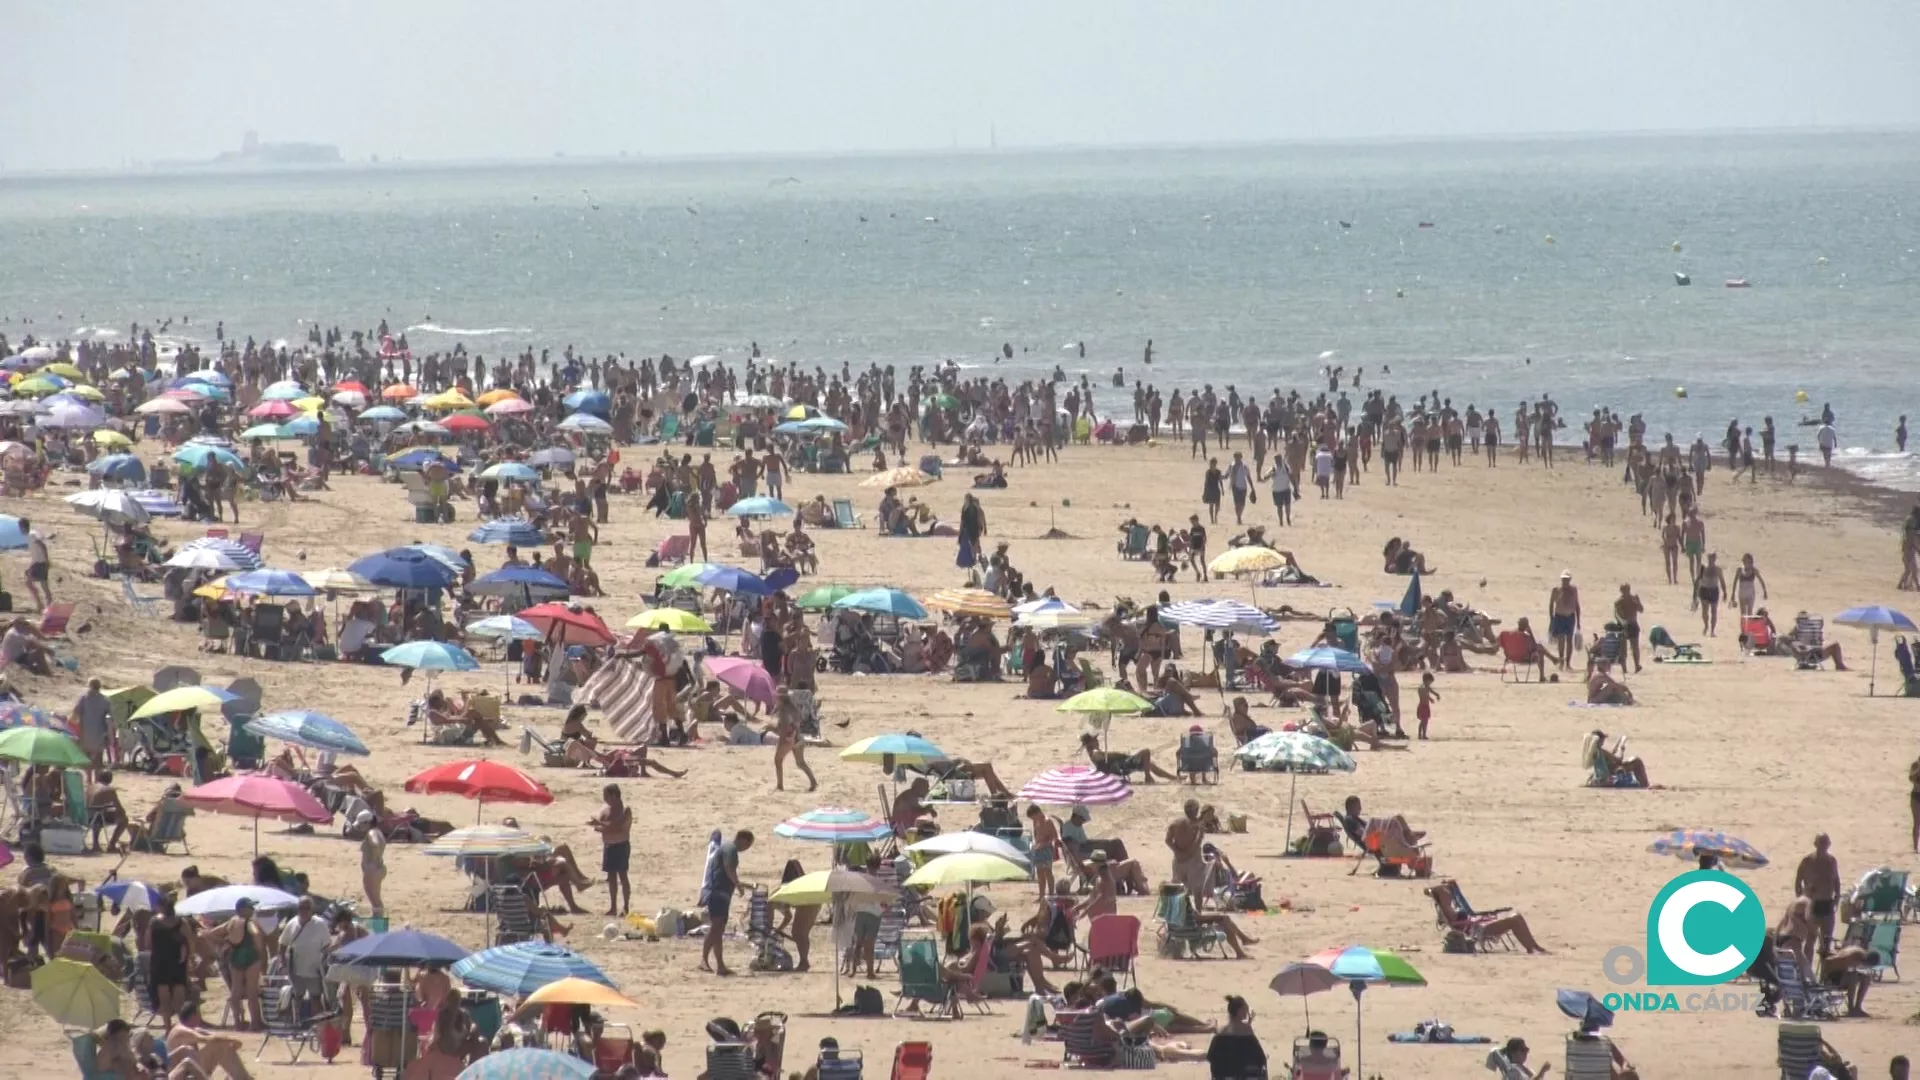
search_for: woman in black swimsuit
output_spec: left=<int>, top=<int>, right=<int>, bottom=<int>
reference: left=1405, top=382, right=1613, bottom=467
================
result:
left=148, top=894, right=192, bottom=1028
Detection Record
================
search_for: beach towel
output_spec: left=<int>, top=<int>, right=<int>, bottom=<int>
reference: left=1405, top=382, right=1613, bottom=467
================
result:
left=1653, top=656, right=1713, bottom=665
left=1568, top=701, right=1634, bottom=708
left=1388, top=1031, right=1490, bottom=1044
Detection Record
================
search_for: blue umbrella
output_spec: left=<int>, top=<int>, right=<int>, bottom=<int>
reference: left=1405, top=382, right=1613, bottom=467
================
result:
left=696, top=565, right=774, bottom=596
left=561, top=389, right=610, bottom=415
left=176, top=380, right=230, bottom=401
left=1400, top=570, right=1422, bottom=618
left=173, top=444, right=244, bottom=471
left=261, top=381, right=307, bottom=401
left=192, top=370, right=232, bottom=387
left=451, top=942, right=615, bottom=997
left=725, top=496, right=795, bottom=518
left=246, top=710, right=370, bottom=756
left=470, top=519, right=545, bottom=546
left=557, top=413, right=611, bottom=434
left=469, top=565, right=570, bottom=602
left=1555, top=988, right=1615, bottom=1031
left=382, top=641, right=481, bottom=672
left=771, top=421, right=811, bottom=436
left=331, top=929, right=471, bottom=969
left=359, top=405, right=408, bottom=423
left=97, top=880, right=166, bottom=912
left=833, top=588, right=929, bottom=620
left=456, top=1047, right=594, bottom=1080
left=466, top=616, right=544, bottom=642
left=389, top=449, right=461, bottom=473
left=479, top=462, right=540, bottom=483
left=0, top=703, right=65, bottom=731
left=281, top=414, right=321, bottom=437
left=126, top=490, right=184, bottom=518
left=799, top=416, right=849, bottom=433
left=1834, top=606, right=1919, bottom=696
left=1286, top=646, right=1371, bottom=675
left=350, top=547, right=460, bottom=589
left=409, top=544, right=468, bottom=572
left=0, top=515, right=28, bottom=551
left=222, top=569, right=319, bottom=598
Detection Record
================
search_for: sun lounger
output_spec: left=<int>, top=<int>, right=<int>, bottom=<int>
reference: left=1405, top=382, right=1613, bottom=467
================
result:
left=890, top=1041, right=932, bottom=1080
left=1429, top=880, right=1518, bottom=952
left=1647, top=624, right=1704, bottom=661
left=122, top=576, right=164, bottom=617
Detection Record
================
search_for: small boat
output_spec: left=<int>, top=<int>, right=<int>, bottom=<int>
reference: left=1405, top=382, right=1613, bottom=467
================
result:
left=1725, top=278, right=1750, bottom=289
left=1417, top=222, right=1435, bottom=229
left=1674, top=272, right=1691, bottom=286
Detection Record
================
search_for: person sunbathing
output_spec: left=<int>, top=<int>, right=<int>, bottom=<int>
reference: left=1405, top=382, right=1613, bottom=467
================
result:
left=1152, top=667, right=1205, bottom=717
left=425, top=690, right=508, bottom=746
left=1318, top=708, right=1408, bottom=752
left=1581, top=730, right=1649, bottom=787
left=784, top=527, right=818, bottom=574
left=1224, top=697, right=1271, bottom=746
left=1080, top=733, right=1181, bottom=783
left=1426, top=882, right=1548, bottom=953
left=1382, top=537, right=1438, bottom=575
left=1586, top=664, right=1636, bottom=706
left=1338, top=796, right=1426, bottom=858
left=1819, top=943, right=1879, bottom=1017
left=1025, top=659, right=1059, bottom=699
left=1789, top=616, right=1849, bottom=669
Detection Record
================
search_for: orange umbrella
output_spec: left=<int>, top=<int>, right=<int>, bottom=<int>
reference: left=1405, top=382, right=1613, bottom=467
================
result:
left=382, top=384, right=419, bottom=401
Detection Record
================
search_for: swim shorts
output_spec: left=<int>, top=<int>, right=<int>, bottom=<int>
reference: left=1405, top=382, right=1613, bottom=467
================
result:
left=1549, top=614, right=1575, bottom=639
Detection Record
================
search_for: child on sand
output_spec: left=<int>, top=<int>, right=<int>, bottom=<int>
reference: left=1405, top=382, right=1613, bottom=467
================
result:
left=1415, top=672, right=1439, bottom=740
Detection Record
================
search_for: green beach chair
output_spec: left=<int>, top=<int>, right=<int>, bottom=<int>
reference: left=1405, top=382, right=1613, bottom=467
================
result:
left=892, top=933, right=952, bottom=1016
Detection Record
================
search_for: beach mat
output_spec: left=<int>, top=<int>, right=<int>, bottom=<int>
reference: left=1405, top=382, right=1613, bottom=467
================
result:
left=1388, top=1032, right=1491, bottom=1044
left=1654, top=657, right=1713, bottom=665
left=1568, top=701, right=1634, bottom=708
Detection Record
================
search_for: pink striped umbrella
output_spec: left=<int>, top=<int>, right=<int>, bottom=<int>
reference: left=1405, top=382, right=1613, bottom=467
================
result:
left=181, top=774, right=331, bottom=854
left=1017, top=764, right=1133, bottom=807
left=703, top=656, right=778, bottom=709
left=247, top=400, right=298, bottom=420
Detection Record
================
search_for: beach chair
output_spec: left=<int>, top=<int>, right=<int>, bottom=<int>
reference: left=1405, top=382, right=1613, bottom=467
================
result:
left=519, top=727, right=571, bottom=767
left=1058, top=1010, right=1118, bottom=1068
left=143, top=805, right=191, bottom=854
left=38, top=602, right=76, bottom=637
left=1084, top=914, right=1141, bottom=988
left=654, top=534, right=691, bottom=565
left=1496, top=630, right=1539, bottom=683
left=704, top=1043, right=758, bottom=1080
left=833, top=498, right=863, bottom=529
left=1176, top=730, right=1219, bottom=784
left=70, top=1033, right=116, bottom=1080
left=1776, top=1022, right=1824, bottom=1080
left=1774, top=949, right=1845, bottom=1020
left=1564, top=1033, right=1617, bottom=1080
left=1117, top=524, right=1149, bottom=560
left=1428, top=880, right=1517, bottom=951
left=1592, top=629, right=1625, bottom=672
left=1853, top=869, right=1910, bottom=921
left=1792, top=617, right=1827, bottom=669
left=246, top=604, right=286, bottom=660
left=227, top=719, right=265, bottom=772
left=1290, top=1036, right=1344, bottom=1080
left=1842, top=919, right=1901, bottom=980
left=592, top=1026, right=637, bottom=1076
left=489, top=884, right=540, bottom=945
left=257, top=973, right=338, bottom=1063
left=889, top=1040, right=932, bottom=1080
left=746, top=887, right=794, bottom=972
left=1740, top=616, right=1775, bottom=655
left=891, top=933, right=953, bottom=1017
left=870, top=897, right=910, bottom=971
left=1344, top=816, right=1432, bottom=878
left=1647, top=625, right=1702, bottom=661
left=815, top=1048, right=864, bottom=1080
left=121, top=575, right=163, bottom=617
left=1152, top=886, right=1226, bottom=959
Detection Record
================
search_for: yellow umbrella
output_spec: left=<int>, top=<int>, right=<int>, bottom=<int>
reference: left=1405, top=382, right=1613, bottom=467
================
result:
left=625, top=608, right=712, bottom=633
left=769, top=868, right=895, bottom=907
left=924, top=588, right=1013, bottom=620
left=522, top=977, right=639, bottom=1010
left=302, top=568, right=374, bottom=593
left=860, top=466, right=936, bottom=489
left=476, top=389, right=521, bottom=406
left=130, top=685, right=230, bottom=720
left=64, top=385, right=107, bottom=402
left=31, top=958, right=121, bottom=1028
left=44, top=363, right=87, bottom=381
left=421, top=391, right=475, bottom=410
left=1055, top=687, right=1153, bottom=716
left=192, top=578, right=232, bottom=600
left=292, top=396, right=327, bottom=412
left=903, top=852, right=1029, bottom=888
left=90, top=430, right=132, bottom=449
left=1209, top=546, right=1287, bottom=577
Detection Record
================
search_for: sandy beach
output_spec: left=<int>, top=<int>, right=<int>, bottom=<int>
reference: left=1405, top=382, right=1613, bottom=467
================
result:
left=2, top=429, right=1917, bottom=1080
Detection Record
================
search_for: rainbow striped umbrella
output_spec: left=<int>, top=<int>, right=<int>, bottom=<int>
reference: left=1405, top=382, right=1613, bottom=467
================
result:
left=773, top=807, right=893, bottom=844
left=1017, top=764, right=1132, bottom=807
left=1648, top=829, right=1769, bottom=870
left=0, top=703, right=67, bottom=732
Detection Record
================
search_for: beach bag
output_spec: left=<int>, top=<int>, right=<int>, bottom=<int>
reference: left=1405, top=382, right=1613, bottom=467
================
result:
left=653, top=908, right=685, bottom=937
left=319, top=1021, right=343, bottom=1062
left=1442, top=929, right=1475, bottom=954
left=851, top=986, right=884, bottom=1016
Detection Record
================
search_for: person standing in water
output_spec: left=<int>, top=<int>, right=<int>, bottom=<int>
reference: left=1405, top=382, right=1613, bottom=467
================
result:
left=1143, top=339, right=1153, bottom=366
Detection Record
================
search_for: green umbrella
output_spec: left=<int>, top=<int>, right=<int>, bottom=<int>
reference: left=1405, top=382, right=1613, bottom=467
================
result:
left=928, top=393, right=958, bottom=411
left=796, top=584, right=861, bottom=611
left=659, top=563, right=719, bottom=589
left=0, top=726, right=90, bottom=768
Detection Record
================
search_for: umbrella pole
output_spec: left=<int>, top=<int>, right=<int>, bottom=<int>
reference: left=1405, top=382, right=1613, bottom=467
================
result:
left=1871, top=628, right=1879, bottom=697
left=253, top=814, right=261, bottom=856
left=1351, top=982, right=1365, bottom=1079
left=1282, top=770, right=1299, bottom=855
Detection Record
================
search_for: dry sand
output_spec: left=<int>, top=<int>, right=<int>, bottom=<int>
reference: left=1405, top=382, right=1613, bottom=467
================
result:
left=2, top=439, right=1916, bottom=1079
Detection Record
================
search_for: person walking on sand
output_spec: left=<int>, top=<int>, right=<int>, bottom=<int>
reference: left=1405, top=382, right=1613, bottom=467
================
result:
left=1681, top=510, right=1707, bottom=584
left=1660, top=513, right=1682, bottom=585
left=591, top=784, right=633, bottom=917
left=1226, top=452, right=1253, bottom=525
left=1695, top=553, right=1728, bottom=636
left=358, top=811, right=387, bottom=915
left=1166, top=799, right=1208, bottom=903
left=772, top=688, right=816, bottom=793
left=1818, top=420, right=1839, bottom=467
left=1795, top=833, right=1842, bottom=956
left=1548, top=571, right=1581, bottom=671
left=1201, top=458, right=1223, bottom=523
left=1614, top=584, right=1645, bottom=673
left=22, top=518, right=51, bottom=612
left=686, top=494, right=708, bottom=561
left=701, top=829, right=753, bottom=976
left=1414, top=672, right=1439, bottom=740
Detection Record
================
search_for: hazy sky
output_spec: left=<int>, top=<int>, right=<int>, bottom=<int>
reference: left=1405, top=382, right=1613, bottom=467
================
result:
left=5, top=1, right=1917, bottom=170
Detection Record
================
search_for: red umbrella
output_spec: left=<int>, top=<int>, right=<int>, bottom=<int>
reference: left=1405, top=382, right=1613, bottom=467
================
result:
left=181, top=774, right=331, bottom=854
left=333, top=380, right=370, bottom=394
left=248, top=400, right=298, bottom=420
left=405, top=759, right=552, bottom=821
left=443, top=413, right=491, bottom=433
left=518, top=602, right=616, bottom=648
left=704, top=655, right=777, bottom=709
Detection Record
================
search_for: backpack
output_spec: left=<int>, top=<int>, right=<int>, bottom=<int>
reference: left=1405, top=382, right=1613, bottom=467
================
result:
left=851, top=986, right=884, bottom=1016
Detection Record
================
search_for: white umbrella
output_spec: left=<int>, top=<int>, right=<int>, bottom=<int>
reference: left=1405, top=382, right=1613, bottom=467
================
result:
left=39, top=402, right=108, bottom=430
left=0, top=400, right=49, bottom=417
left=905, top=831, right=1032, bottom=867
left=65, top=489, right=151, bottom=527
left=134, top=398, right=192, bottom=415
left=175, top=884, right=300, bottom=917
left=166, top=546, right=249, bottom=571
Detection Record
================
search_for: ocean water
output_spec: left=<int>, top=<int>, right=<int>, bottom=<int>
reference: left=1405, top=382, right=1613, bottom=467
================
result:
left=3, top=133, right=1918, bottom=482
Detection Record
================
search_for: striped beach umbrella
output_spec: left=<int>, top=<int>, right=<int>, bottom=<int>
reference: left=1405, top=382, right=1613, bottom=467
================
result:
left=423, top=825, right=553, bottom=859
left=839, top=733, right=946, bottom=766
left=0, top=703, right=67, bottom=732
left=1648, top=829, right=1769, bottom=870
left=456, top=1048, right=595, bottom=1080
left=1163, top=599, right=1279, bottom=635
left=773, top=807, right=894, bottom=844
left=452, top=942, right=614, bottom=997
left=924, top=587, right=1013, bottom=620
left=1286, top=646, right=1370, bottom=675
left=1018, top=764, right=1132, bottom=806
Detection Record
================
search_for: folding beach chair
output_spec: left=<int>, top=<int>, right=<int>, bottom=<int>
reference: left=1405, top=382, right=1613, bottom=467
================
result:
left=1564, top=1033, right=1616, bottom=1080
left=1496, top=630, right=1539, bottom=683
left=815, top=1048, right=864, bottom=1080
left=833, top=498, right=863, bottom=529
left=1176, top=730, right=1219, bottom=784
left=238, top=532, right=264, bottom=555
left=1740, top=615, right=1775, bottom=655
left=257, top=974, right=338, bottom=1063
left=38, top=602, right=76, bottom=637
left=745, top=887, right=793, bottom=972
left=1344, top=815, right=1433, bottom=878
left=1057, top=1010, right=1118, bottom=1068
left=1853, top=869, right=1910, bottom=920
left=891, top=933, right=953, bottom=1017
left=519, top=727, right=570, bottom=768
left=704, top=1043, right=757, bottom=1080
left=1774, top=948, right=1845, bottom=1020
left=1292, top=1036, right=1345, bottom=1080
left=1116, top=524, right=1149, bottom=560
left=1428, top=880, right=1517, bottom=952
left=889, top=1041, right=933, bottom=1080
left=1083, top=914, right=1140, bottom=988
left=1152, top=886, right=1226, bottom=959
left=1776, top=1022, right=1824, bottom=1080
left=121, top=576, right=163, bottom=617
left=1842, top=918, right=1901, bottom=980
left=489, top=883, right=541, bottom=945
left=1792, top=617, right=1827, bottom=669
left=1647, top=625, right=1702, bottom=660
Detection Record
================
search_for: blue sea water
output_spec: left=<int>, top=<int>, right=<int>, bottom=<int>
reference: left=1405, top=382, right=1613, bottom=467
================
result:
left=2, top=133, right=1917, bottom=481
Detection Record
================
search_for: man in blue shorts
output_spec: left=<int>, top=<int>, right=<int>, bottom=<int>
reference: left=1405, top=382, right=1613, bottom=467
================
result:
left=701, top=829, right=754, bottom=976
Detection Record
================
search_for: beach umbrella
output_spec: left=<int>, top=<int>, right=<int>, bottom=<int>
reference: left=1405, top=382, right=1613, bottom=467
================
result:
left=557, top=412, right=611, bottom=434
left=1286, top=646, right=1370, bottom=675
left=331, top=929, right=471, bottom=969
left=174, top=884, right=300, bottom=917
left=0, top=515, right=24, bottom=552
left=562, top=389, right=610, bottom=414
left=168, top=538, right=260, bottom=571
left=382, top=383, right=419, bottom=401
left=1016, top=608, right=1096, bottom=631
left=221, top=569, right=318, bottom=598
left=248, top=400, right=298, bottom=420
left=293, top=396, right=329, bottom=413
left=410, top=543, right=469, bottom=573
left=172, top=444, right=244, bottom=471
left=15, top=378, right=69, bottom=400
left=467, top=615, right=544, bottom=643
left=924, top=588, right=1013, bottom=620
left=1647, top=829, right=1769, bottom=870
left=696, top=565, right=775, bottom=596
left=528, top=447, right=574, bottom=468
left=88, top=427, right=127, bottom=446
left=523, top=979, right=638, bottom=1012
left=469, top=518, right=544, bottom=546
left=444, top=413, right=491, bottom=433
left=41, top=406, right=105, bottom=433
left=96, top=880, right=166, bottom=913
left=302, top=567, right=374, bottom=594
left=476, top=389, right=520, bottom=407
left=469, top=565, right=571, bottom=604
left=736, top=394, right=785, bottom=410
left=453, top=942, right=613, bottom=997
left=0, top=399, right=49, bottom=417
left=796, top=584, right=861, bottom=611
left=0, top=727, right=90, bottom=769
left=406, top=759, right=553, bottom=819
left=518, top=602, right=616, bottom=648
left=65, top=489, right=151, bottom=527
left=0, top=703, right=67, bottom=731
left=1556, top=989, right=1616, bottom=1031
left=774, top=807, right=893, bottom=844
left=1018, top=764, right=1132, bottom=806
left=860, top=466, right=936, bottom=489
left=281, top=414, right=322, bottom=437
left=783, top=405, right=819, bottom=421
left=1235, top=732, right=1357, bottom=853
left=131, top=685, right=237, bottom=721
left=261, top=380, right=306, bottom=401
left=181, top=774, right=331, bottom=852
left=1162, top=599, right=1279, bottom=635
left=724, top=496, right=794, bottom=518
left=486, top=397, right=535, bottom=417
left=1834, top=605, right=1918, bottom=695
left=659, top=563, right=720, bottom=589
left=1304, top=945, right=1426, bottom=1078
left=389, top=448, right=460, bottom=472
left=246, top=710, right=370, bottom=756
left=625, top=608, right=712, bottom=633
left=239, top=423, right=289, bottom=441
left=457, top=1048, right=595, bottom=1080
left=798, top=416, right=848, bottom=434
left=1268, top=962, right=1341, bottom=1029
left=351, top=547, right=460, bottom=589
left=832, top=588, right=929, bottom=620
left=906, top=832, right=1030, bottom=867
left=703, top=655, right=778, bottom=708
left=381, top=641, right=481, bottom=682
left=31, top=959, right=121, bottom=1029
left=1013, top=595, right=1079, bottom=616
left=771, top=866, right=900, bottom=1007
left=85, top=454, right=146, bottom=482
left=125, top=490, right=184, bottom=518
left=422, top=390, right=476, bottom=410
left=839, top=733, right=946, bottom=766
left=424, top=825, right=553, bottom=859
left=1056, top=687, right=1153, bottom=743
left=1400, top=570, right=1423, bottom=618
left=42, top=362, right=84, bottom=380
left=331, top=390, right=368, bottom=410
left=359, top=405, right=408, bottom=423
left=904, top=852, right=1028, bottom=889
left=479, top=462, right=540, bottom=483
left=1208, top=546, right=1287, bottom=578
